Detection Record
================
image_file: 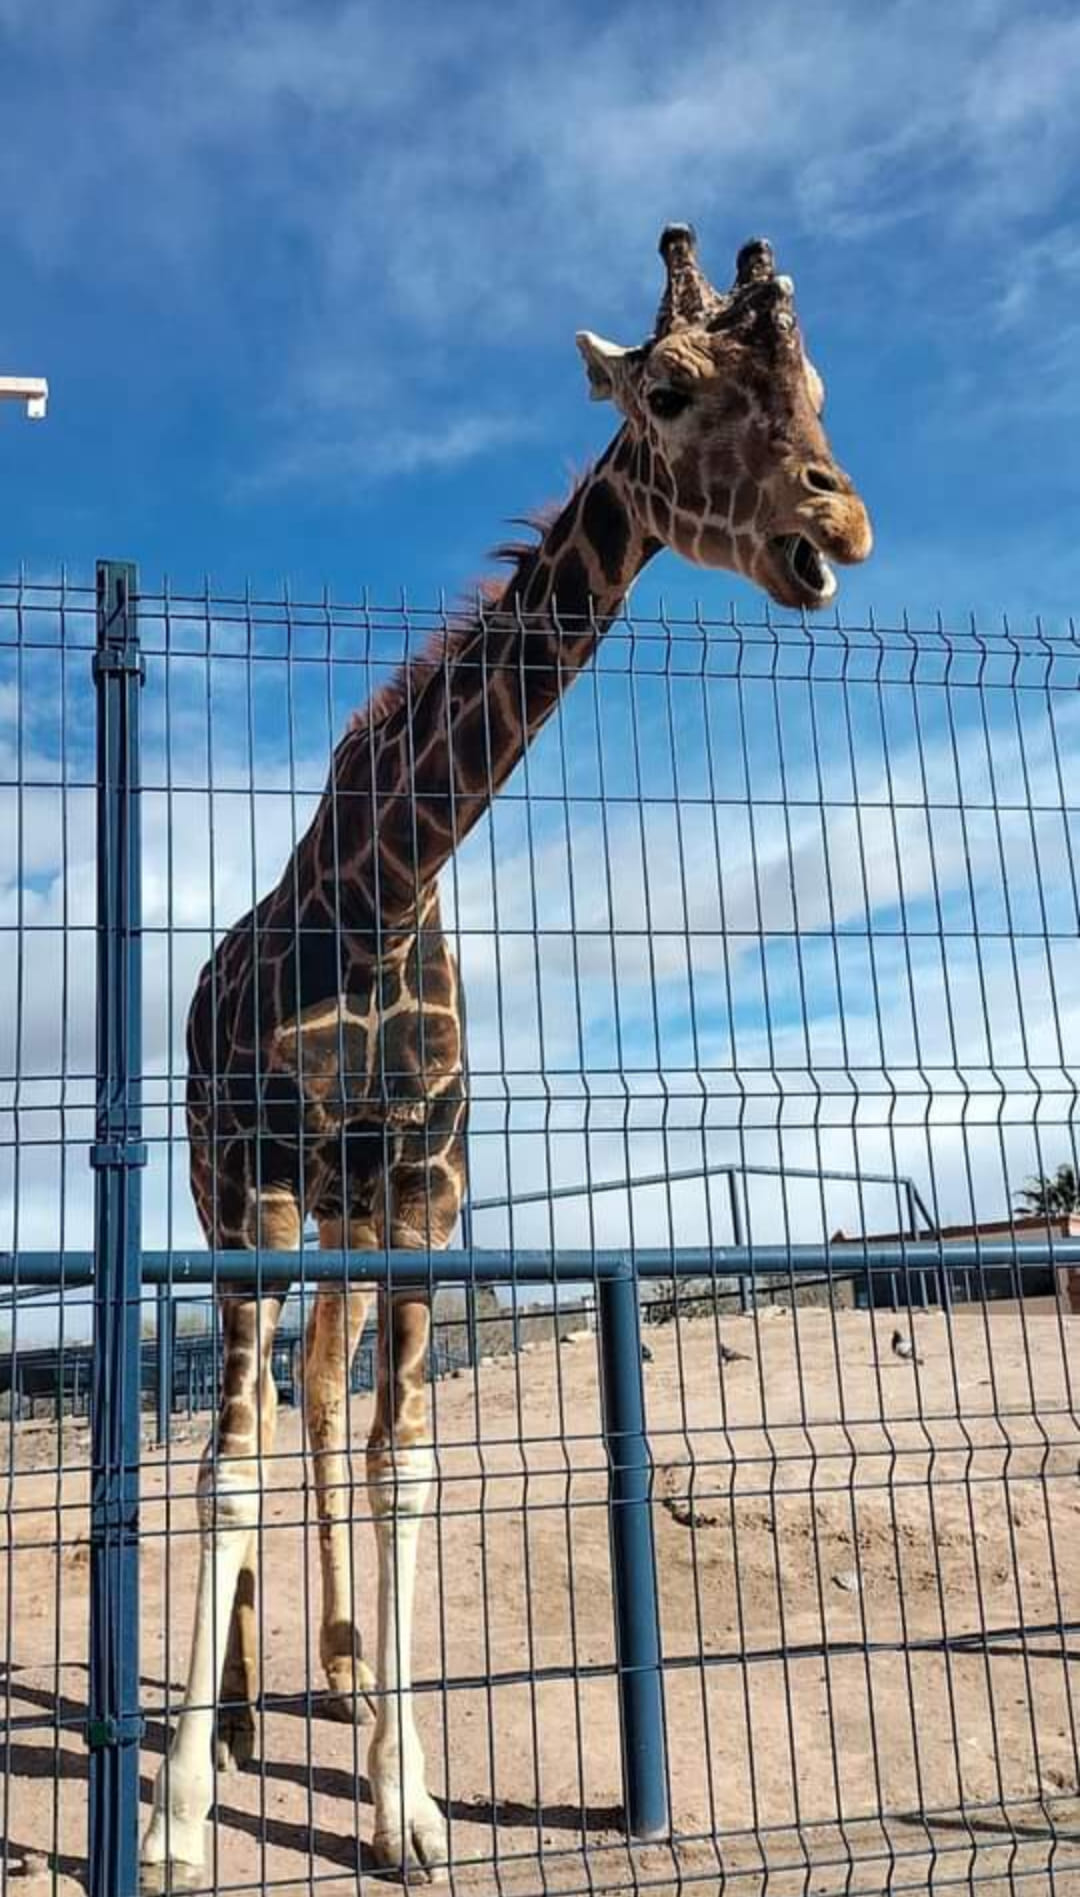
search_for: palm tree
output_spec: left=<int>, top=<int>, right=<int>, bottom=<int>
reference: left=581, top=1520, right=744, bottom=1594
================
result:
left=1014, top=1162, right=1080, bottom=1219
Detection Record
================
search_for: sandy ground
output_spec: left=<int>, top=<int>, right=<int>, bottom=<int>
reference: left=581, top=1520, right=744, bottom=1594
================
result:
left=1, top=1304, right=1079, bottom=1897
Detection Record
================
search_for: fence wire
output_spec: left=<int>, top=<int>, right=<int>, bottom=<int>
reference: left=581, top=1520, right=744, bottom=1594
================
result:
left=0, top=568, right=1078, bottom=1897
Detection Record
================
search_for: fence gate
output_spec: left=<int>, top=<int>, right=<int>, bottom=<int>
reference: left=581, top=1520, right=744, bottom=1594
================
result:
left=0, top=562, right=1078, bottom=1896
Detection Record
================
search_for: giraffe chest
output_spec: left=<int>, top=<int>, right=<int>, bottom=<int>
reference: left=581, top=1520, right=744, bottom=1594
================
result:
left=257, top=927, right=463, bottom=1140
left=191, top=917, right=464, bottom=1145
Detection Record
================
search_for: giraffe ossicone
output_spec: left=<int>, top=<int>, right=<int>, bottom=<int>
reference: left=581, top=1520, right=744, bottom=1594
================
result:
left=140, top=228, right=871, bottom=1891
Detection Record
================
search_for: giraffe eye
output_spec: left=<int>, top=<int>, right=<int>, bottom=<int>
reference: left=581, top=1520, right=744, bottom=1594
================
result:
left=647, top=387, right=692, bottom=422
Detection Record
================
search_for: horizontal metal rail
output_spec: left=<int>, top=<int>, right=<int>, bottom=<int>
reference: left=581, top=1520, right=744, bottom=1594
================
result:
left=0, top=1239, right=1074, bottom=1286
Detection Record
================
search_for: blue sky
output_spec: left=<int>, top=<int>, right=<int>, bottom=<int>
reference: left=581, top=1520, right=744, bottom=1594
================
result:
left=1, top=0, right=1080, bottom=625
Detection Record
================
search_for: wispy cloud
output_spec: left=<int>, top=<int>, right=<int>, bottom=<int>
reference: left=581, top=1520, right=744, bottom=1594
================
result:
left=232, top=411, right=539, bottom=498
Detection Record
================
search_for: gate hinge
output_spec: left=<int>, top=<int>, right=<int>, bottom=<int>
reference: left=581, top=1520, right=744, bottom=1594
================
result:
left=92, top=647, right=146, bottom=683
left=89, top=1140, right=148, bottom=1170
left=86, top=1713, right=145, bottom=1749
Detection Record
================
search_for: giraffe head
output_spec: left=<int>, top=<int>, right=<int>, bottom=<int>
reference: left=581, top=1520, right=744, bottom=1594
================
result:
left=576, top=225, right=872, bottom=610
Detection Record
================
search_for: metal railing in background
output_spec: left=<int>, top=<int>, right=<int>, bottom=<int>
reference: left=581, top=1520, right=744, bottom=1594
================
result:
left=1, top=564, right=1078, bottom=1896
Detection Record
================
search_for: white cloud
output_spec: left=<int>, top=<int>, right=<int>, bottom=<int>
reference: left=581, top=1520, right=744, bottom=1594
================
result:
left=233, top=412, right=540, bottom=498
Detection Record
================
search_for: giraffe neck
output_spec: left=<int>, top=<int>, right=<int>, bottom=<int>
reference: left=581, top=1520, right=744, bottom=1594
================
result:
left=332, top=437, right=657, bottom=923
left=499, top=430, right=658, bottom=630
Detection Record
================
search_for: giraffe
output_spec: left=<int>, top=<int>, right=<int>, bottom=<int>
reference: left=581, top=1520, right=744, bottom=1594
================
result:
left=140, top=226, right=872, bottom=1890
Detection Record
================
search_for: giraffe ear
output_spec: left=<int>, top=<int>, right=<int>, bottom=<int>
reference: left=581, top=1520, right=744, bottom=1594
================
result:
left=576, top=331, right=642, bottom=404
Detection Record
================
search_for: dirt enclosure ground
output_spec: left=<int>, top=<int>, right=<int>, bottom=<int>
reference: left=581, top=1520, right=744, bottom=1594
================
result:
left=2, top=1306, right=1079, bottom=1897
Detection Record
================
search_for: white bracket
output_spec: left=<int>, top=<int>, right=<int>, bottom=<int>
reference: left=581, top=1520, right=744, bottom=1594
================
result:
left=0, top=377, right=49, bottom=420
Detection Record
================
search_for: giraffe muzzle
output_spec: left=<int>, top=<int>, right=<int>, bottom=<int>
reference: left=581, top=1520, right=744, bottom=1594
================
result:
left=762, top=488, right=873, bottom=610
left=762, top=533, right=838, bottom=609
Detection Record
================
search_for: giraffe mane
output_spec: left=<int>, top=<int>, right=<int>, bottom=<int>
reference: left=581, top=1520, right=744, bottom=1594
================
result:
left=345, top=490, right=580, bottom=740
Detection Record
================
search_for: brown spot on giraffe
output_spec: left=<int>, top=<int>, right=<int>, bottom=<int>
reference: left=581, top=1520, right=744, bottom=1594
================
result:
left=142, top=224, right=872, bottom=1893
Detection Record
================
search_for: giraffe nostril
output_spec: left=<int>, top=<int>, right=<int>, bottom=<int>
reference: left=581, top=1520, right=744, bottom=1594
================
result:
left=804, top=465, right=842, bottom=495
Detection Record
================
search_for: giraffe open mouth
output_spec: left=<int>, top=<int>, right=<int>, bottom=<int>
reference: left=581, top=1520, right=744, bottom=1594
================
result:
left=772, top=533, right=837, bottom=606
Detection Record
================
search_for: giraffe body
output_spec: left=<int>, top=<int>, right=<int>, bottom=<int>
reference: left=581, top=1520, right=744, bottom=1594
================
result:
left=185, top=876, right=466, bottom=1240
left=141, top=227, right=872, bottom=1889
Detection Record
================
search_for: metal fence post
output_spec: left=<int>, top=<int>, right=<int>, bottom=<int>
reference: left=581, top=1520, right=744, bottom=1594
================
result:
left=88, top=560, right=146, bottom=1897
left=597, top=1266, right=669, bottom=1840
left=460, top=1197, right=479, bottom=1367
left=155, top=1285, right=172, bottom=1445
left=726, top=1169, right=749, bottom=1311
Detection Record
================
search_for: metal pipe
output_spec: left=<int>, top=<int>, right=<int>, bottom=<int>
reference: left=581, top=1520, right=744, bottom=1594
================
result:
left=0, top=1240, right=1072, bottom=1287
left=725, top=1171, right=750, bottom=1312
left=597, top=1271, right=668, bottom=1840
left=460, top=1197, right=478, bottom=1368
left=154, top=1286, right=171, bottom=1447
left=468, top=1158, right=929, bottom=1213
left=87, top=561, right=145, bottom=1897
left=904, top=1180, right=919, bottom=1241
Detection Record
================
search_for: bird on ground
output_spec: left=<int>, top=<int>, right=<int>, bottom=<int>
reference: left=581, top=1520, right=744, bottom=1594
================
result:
left=891, top=1328, right=924, bottom=1365
left=719, top=1341, right=751, bottom=1364
left=641, top=1342, right=654, bottom=1364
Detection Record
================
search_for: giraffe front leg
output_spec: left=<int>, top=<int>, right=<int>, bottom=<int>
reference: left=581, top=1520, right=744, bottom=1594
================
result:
left=306, top=1232, right=377, bottom=1722
left=215, top=1308, right=284, bottom=1770
left=141, top=1291, right=286, bottom=1893
left=367, top=1292, right=447, bottom=1884
left=141, top=1430, right=269, bottom=1888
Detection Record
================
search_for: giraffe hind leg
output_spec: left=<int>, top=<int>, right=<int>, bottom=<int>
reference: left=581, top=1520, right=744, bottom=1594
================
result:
left=306, top=1219, right=378, bottom=1723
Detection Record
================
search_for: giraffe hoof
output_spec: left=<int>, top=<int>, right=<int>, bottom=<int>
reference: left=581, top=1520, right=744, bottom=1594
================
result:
left=140, top=1859, right=208, bottom=1894
left=373, top=1796, right=448, bottom=1885
left=323, top=1655, right=377, bottom=1724
left=324, top=1687, right=375, bottom=1725
left=215, top=1701, right=256, bottom=1772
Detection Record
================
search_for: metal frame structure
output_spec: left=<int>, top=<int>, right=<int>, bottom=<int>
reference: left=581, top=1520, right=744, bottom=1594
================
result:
left=1, top=562, right=1078, bottom=1896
